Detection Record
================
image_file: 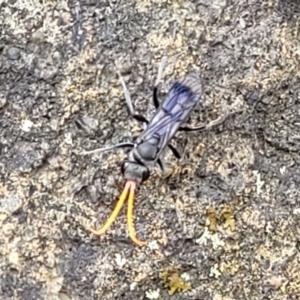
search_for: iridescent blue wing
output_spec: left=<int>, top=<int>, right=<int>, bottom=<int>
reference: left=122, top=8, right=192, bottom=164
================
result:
left=139, top=72, right=203, bottom=157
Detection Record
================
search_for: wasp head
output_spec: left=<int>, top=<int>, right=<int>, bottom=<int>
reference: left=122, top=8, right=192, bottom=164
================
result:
left=121, top=161, right=150, bottom=183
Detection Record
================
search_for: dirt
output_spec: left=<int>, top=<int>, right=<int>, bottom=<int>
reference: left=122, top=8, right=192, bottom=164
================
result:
left=0, top=0, right=300, bottom=299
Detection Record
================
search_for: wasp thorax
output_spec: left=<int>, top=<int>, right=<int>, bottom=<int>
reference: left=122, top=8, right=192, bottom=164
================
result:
left=121, top=161, right=150, bottom=183
left=136, top=137, right=158, bottom=161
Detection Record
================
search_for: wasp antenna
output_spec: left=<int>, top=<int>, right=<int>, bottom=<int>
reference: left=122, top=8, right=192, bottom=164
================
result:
left=89, top=181, right=131, bottom=236
left=127, top=181, right=148, bottom=246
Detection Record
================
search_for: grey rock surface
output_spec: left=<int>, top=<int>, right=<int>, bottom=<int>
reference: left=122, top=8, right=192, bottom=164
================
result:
left=0, top=0, right=299, bottom=299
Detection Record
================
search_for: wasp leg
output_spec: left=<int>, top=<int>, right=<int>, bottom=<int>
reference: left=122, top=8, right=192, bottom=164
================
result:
left=179, top=124, right=206, bottom=132
left=153, top=56, right=167, bottom=109
left=168, top=144, right=181, bottom=159
left=153, top=87, right=159, bottom=109
left=132, top=114, right=149, bottom=124
left=157, top=158, right=164, bottom=172
left=115, top=67, right=135, bottom=116
left=179, top=111, right=241, bottom=132
left=157, top=159, right=174, bottom=179
left=153, top=85, right=160, bottom=110
left=115, top=66, right=149, bottom=124
left=79, top=142, right=134, bottom=155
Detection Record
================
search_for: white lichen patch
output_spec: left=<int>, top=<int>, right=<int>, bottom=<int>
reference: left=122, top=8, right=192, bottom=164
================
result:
left=145, top=289, right=160, bottom=299
left=196, top=227, right=225, bottom=250
left=115, top=253, right=126, bottom=268
left=252, top=170, right=265, bottom=195
left=21, top=118, right=34, bottom=132
left=147, top=240, right=160, bottom=250
left=210, top=263, right=222, bottom=278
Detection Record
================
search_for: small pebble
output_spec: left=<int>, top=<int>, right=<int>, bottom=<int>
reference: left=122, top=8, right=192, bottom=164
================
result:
left=32, top=30, right=45, bottom=44
left=7, top=47, right=21, bottom=60
left=0, top=97, right=6, bottom=109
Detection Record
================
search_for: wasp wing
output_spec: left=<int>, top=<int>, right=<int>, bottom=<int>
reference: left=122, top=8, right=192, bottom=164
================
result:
left=139, top=72, right=203, bottom=158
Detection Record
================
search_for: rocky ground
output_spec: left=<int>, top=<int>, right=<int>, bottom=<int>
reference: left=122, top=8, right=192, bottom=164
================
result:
left=0, top=0, right=300, bottom=299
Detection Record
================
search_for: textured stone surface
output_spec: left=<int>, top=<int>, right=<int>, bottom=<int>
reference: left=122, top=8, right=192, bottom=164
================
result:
left=0, top=0, right=300, bottom=299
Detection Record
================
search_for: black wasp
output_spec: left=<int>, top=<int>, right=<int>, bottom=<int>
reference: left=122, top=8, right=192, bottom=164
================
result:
left=80, top=57, right=228, bottom=246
